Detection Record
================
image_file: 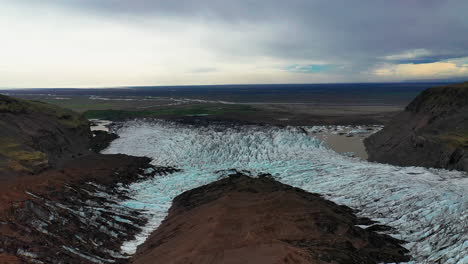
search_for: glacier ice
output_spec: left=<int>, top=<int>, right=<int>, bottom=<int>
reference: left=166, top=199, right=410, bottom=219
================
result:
left=104, top=120, right=468, bottom=263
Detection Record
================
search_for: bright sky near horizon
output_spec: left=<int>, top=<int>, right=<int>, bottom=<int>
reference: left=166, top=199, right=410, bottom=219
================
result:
left=1, top=0, right=468, bottom=88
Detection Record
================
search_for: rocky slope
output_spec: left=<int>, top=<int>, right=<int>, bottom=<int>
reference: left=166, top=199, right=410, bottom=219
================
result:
left=0, top=95, right=91, bottom=176
left=0, top=154, right=178, bottom=264
left=0, top=95, right=181, bottom=263
left=131, top=173, right=410, bottom=264
left=365, top=82, right=468, bottom=171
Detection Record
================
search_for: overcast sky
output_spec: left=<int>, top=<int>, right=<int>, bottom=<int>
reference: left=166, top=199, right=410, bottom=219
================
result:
left=1, top=0, right=467, bottom=88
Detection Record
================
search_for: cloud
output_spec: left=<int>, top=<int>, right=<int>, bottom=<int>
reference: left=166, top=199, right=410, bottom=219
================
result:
left=1, top=0, right=468, bottom=87
left=383, top=49, right=433, bottom=61
left=190, top=67, right=218, bottom=74
left=382, top=49, right=468, bottom=64
left=374, top=59, right=468, bottom=80
left=284, top=64, right=333, bottom=74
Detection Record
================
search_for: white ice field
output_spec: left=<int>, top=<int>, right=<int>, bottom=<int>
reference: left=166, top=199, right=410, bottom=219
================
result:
left=103, top=120, right=468, bottom=264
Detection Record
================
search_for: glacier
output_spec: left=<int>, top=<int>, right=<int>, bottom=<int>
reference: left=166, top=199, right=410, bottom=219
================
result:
left=103, top=120, right=468, bottom=264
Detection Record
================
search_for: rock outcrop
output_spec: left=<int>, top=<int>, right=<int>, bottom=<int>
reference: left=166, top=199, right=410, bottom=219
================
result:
left=131, top=173, right=410, bottom=264
left=0, top=154, right=178, bottom=264
left=0, top=95, right=91, bottom=176
left=365, top=82, right=468, bottom=171
left=90, top=130, right=120, bottom=153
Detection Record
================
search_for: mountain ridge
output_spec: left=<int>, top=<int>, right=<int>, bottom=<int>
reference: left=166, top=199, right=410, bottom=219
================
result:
left=365, top=81, right=468, bottom=171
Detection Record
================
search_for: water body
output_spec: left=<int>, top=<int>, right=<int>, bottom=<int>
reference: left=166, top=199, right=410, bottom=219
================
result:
left=104, top=120, right=467, bottom=263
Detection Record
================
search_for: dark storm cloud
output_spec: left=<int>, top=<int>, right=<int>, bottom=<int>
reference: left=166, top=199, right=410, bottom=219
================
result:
left=390, top=54, right=468, bottom=65
left=27, top=0, right=468, bottom=69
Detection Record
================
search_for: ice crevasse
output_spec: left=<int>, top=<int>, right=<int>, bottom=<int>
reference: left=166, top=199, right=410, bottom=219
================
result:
left=103, top=120, right=468, bottom=264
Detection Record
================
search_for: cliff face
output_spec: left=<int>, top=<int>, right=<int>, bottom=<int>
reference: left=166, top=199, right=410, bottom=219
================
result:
left=365, top=82, right=468, bottom=171
left=131, top=174, right=410, bottom=264
left=0, top=95, right=91, bottom=176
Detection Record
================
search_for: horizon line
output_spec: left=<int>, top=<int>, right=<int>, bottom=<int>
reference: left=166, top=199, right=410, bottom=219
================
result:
left=0, top=80, right=461, bottom=90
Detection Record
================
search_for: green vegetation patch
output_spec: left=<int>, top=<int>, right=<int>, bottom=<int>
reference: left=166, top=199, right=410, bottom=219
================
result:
left=0, top=138, right=48, bottom=173
left=28, top=100, right=89, bottom=128
left=438, top=131, right=468, bottom=148
left=39, top=99, right=116, bottom=111
left=83, top=105, right=256, bottom=120
left=419, top=82, right=468, bottom=106
left=0, top=94, right=29, bottom=113
left=0, top=95, right=88, bottom=129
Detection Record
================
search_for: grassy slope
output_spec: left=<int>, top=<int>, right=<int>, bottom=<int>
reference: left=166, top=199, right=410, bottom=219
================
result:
left=0, top=95, right=88, bottom=128
left=0, top=95, right=89, bottom=174
left=83, top=104, right=257, bottom=120
left=416, top=82, right=468, bottom=150
left=366, top=81, right=468, bottom=169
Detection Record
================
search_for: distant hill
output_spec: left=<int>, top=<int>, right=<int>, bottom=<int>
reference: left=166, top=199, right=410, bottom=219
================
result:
left=0, top=95, right=90, bottom=176
left=365, top=81, right=468, bottom=172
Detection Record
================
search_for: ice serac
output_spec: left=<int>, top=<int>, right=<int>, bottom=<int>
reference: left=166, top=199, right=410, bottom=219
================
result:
left=131, top=173, right=410, bottom=264
left=106, top=121, right=468, bottom=263
left=365, top=81, right=468, bottom=172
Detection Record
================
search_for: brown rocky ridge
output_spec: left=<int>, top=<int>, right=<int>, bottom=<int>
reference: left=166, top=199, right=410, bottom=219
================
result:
left=0, top=94, right=179, bottom=263
left=0, top=153, right=179, bottom=264
left=131, top=173, right=410, bottom=264
left=365, top=81, right=468, bottom=171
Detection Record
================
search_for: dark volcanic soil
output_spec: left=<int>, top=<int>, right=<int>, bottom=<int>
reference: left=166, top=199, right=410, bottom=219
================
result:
left=0, top=94, right=91, bottom=176
left=90, top=130, right=120, bottom=153
left=365, top=82, right=468, bottom=172
left=131, top=174, right=410, bottom=264
left=0, top=154, right=178, bottom=264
